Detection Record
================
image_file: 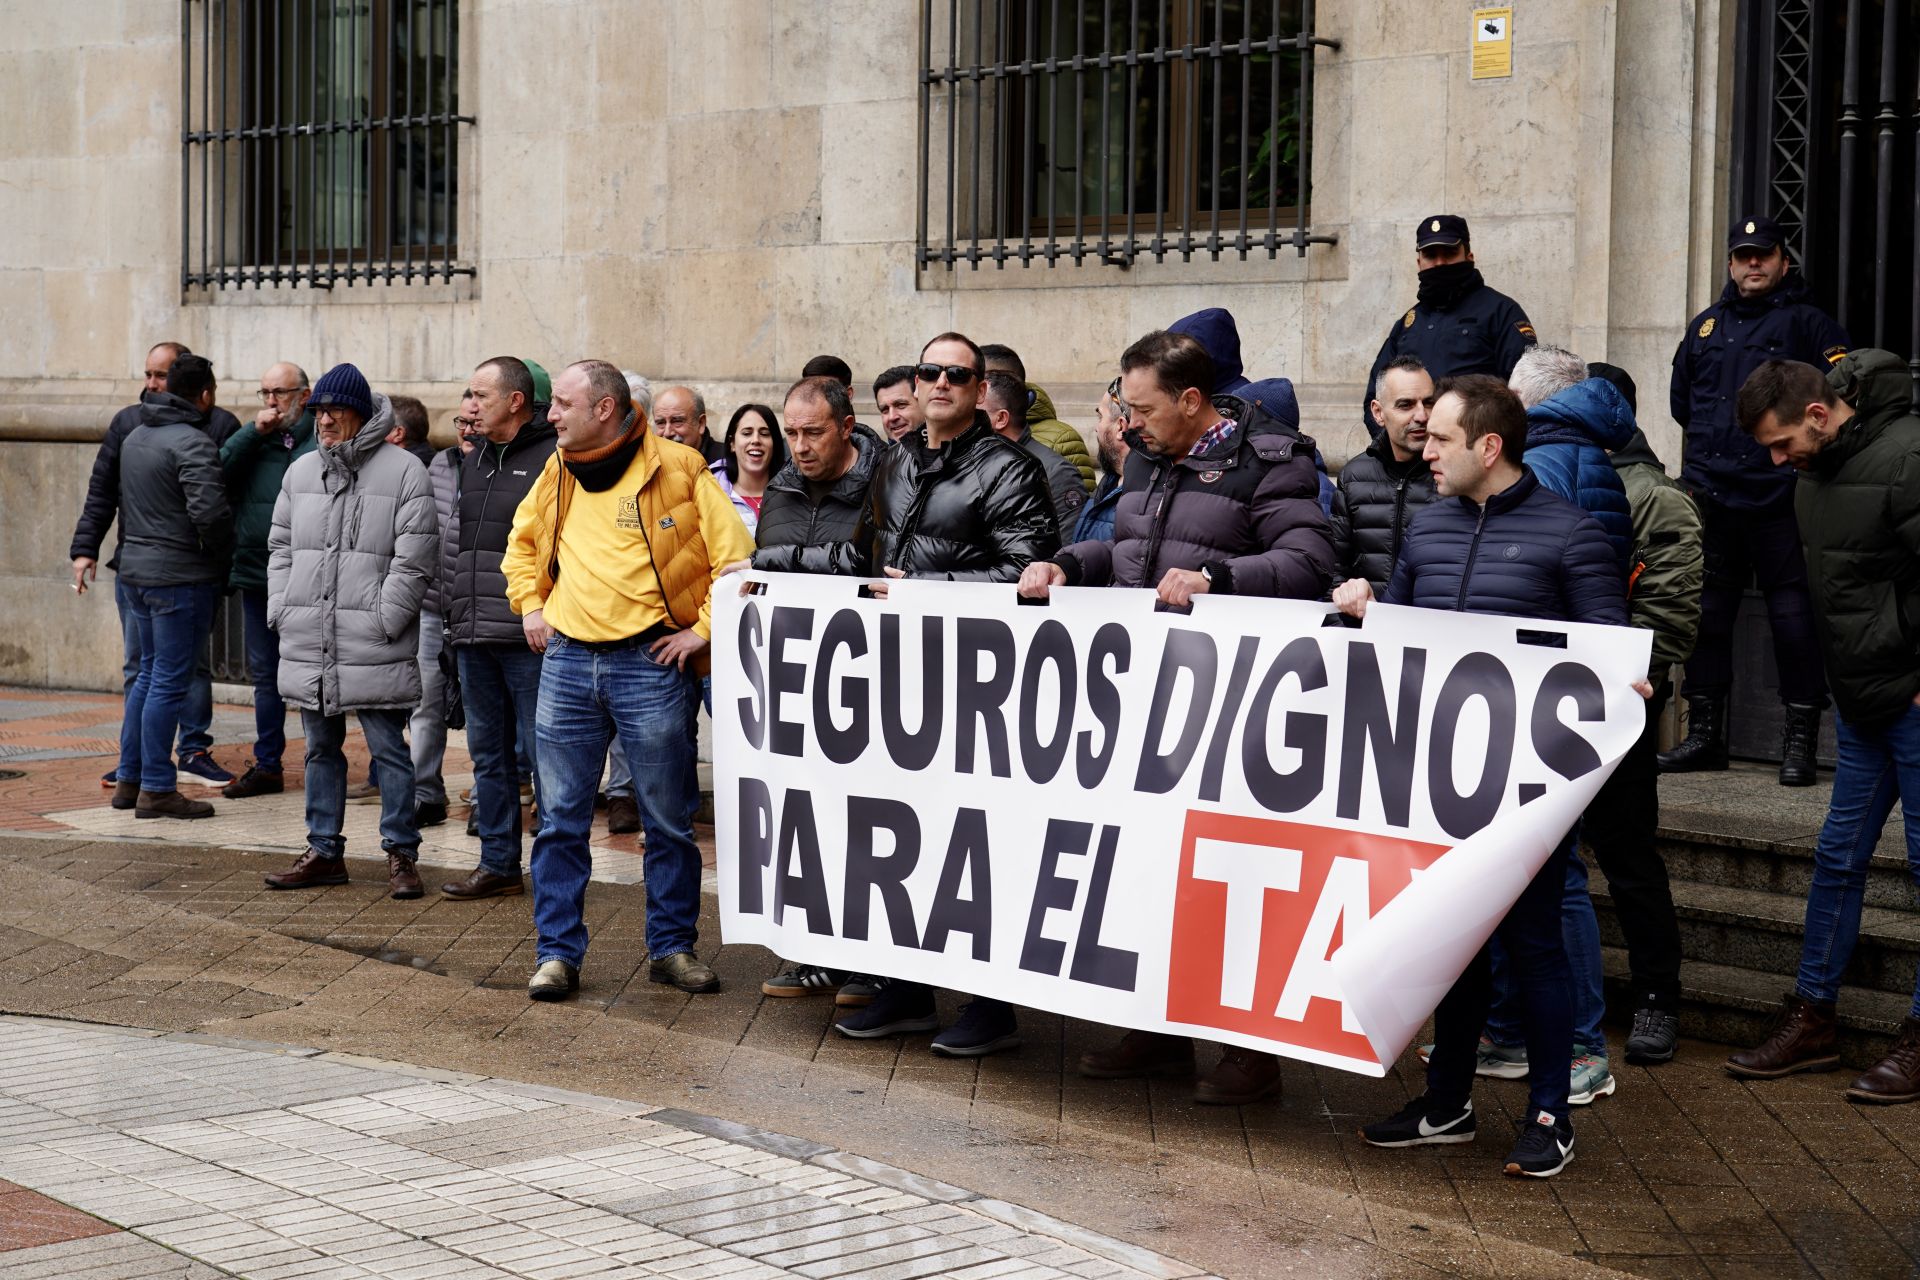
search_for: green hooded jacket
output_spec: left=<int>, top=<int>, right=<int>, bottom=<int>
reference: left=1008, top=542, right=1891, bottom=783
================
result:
left=1027, top=383, right=1096, bottom=494
left=220, top=408, right=317, bottom=590
left=1611, top=427, right=1702, bottom=682
left=1794, top=349, right=1920, bottom=725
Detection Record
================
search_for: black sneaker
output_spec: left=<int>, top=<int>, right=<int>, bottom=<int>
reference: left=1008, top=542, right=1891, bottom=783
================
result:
left=1625, top=1006, right=1679, bottom=1065
left=836, top=974, right=885, bottom=1007
left=415, top=800, right=449, bottom=829
left=930, top=999, right=1021, bottom=1057
left=222, top=766, right=284, bottom=799
left=761, top=964, right=846, bottom=997
left=1359, top=1096, right=1476, bottom=1148
left=834, top=983, right=938, bottom=1039
left=1504, top=1109, right=1575, bottom=1178
left=177, top=751, right=234, bottom=785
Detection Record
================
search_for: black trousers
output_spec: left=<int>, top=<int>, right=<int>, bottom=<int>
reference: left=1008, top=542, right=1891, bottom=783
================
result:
left=1582, top=688, right=1682, bottom=1008
left=1683, top=497, right=1828, bottom=707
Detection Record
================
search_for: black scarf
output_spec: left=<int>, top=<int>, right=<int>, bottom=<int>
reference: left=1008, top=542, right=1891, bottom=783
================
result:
left=560, top=410, right=644, bottom=492
left=1416, top=260, right=1483, bottom=311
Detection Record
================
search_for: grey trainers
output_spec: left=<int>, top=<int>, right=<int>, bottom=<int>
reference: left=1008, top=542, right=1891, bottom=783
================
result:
left=1569, top=1048, right=1617, bottom=1105
left=1625, top=1007, right=1679, bottom=1065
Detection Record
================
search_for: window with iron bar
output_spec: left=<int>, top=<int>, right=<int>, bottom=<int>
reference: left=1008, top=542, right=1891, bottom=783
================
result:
left=180, top=0, right=473, bottom=292
left=917, top=0, right=1338, bottom=270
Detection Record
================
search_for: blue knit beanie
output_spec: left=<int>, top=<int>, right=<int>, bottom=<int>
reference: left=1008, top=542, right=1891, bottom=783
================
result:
left=309, top=362, right=374, bottom=421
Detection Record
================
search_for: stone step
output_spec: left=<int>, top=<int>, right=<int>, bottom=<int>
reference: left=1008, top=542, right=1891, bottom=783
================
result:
left=1600, top=945, right=1909, bottom=1071
left=1589, top=871, right=1920, bottom=997
left=1649, top=824, right=1918, bottom=912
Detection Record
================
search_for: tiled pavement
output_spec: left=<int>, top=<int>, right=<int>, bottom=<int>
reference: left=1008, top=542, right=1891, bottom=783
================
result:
left=4, top=685, right=1920, bottom=1278
left=0, top=1018, right=1207, bottom=1280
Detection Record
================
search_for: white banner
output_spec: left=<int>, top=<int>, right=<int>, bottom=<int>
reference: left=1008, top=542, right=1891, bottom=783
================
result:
left=711, top=572, right=1650, bottom=1076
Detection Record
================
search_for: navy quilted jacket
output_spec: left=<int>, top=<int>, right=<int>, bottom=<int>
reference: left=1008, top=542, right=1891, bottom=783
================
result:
left=1383, top=468, right=1626, bottom=627
left=1521, top=378, right=1635, bottom=576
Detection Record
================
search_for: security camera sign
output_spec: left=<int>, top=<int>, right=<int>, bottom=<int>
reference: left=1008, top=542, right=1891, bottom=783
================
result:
left=1472, top=8, right=1513, bottom=80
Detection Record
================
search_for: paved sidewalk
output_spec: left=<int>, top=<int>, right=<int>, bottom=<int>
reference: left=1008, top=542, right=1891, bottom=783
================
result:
left=0, top=1017, right=1200, bottom=1280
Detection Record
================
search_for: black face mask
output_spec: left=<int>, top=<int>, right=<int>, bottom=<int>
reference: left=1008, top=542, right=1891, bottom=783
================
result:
left=1416, top=259, right=1483, bottom=310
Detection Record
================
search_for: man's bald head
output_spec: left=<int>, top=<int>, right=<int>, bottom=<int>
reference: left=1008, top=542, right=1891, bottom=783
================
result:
left=652, top=385, right=709, bottom=448
left=260, top=362, right=311, bottom=417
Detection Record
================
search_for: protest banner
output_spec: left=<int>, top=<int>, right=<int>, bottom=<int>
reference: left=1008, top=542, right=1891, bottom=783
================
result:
left=711, top=573, right=1651, bottom=1076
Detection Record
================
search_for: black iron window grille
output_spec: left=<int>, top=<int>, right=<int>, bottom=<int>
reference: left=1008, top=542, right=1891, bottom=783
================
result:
left=181, top=0, right=473, bottom=291
left=917, top=0, right=1338, bottom=270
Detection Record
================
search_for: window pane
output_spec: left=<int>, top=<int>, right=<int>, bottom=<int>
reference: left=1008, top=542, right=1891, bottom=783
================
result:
left=392, top=0, right=457, bottom=251
left=1194, top=1, right=1304, bottom=215
left=1029, top=1, right=1166, bottom=226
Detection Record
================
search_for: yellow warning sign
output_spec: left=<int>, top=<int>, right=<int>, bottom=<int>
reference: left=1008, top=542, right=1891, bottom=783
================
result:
left=1471, top=8, right=1513, bottom=80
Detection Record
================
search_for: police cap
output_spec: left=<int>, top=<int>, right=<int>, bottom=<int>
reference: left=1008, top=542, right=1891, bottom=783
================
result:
left=1728, top=215, right=1786, bottom=253
left=1416, top=214, right=1469, bottom=249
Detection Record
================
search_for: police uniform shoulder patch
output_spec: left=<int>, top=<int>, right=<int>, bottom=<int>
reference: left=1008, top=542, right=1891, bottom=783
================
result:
left=1824, top=345, right=1848, bottom=365
left=1698, top=316, right=1716, bottom=339
left=1403, top=308, right=1417, bottom=329
left=1516, top=322, right=1536, bottom=340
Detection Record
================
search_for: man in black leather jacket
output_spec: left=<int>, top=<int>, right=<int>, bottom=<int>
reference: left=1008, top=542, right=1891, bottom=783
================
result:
left=1332, top=355, right=1439, bottom=591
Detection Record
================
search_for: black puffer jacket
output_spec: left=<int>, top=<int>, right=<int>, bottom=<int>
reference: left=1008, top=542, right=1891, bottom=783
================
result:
left=1794, top=350, right=1920, bottom=726
left=116, top=394, right=234, bottom=587
left=447, top=420, right=558, bottom=646
left=753, top=428, right=882, bottom=577
left=1383, top=468, right=1626, bottom=626
left=869, top=414, right=1059, bottom=580
left=1330, top=433, right=1437, bottom=592
left=1056, top=395, right=1333, bottom=598
left=71, top=398, right=240, bottom=569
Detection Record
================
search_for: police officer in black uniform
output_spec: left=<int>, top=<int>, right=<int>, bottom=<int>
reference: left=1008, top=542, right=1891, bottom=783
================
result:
left=1659, top=215, right=1849, bottom=786
left=1362, top=214, right=1537, bottom=422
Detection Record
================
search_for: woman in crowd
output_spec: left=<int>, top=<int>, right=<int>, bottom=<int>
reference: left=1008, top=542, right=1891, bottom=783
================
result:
left=710, top=402, right=785, bottom=536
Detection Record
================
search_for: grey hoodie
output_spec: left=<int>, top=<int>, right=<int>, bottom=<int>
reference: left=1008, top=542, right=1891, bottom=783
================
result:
left=116, top=392, right=233, bottom=587
left=267, top=394, right=439, bottom=714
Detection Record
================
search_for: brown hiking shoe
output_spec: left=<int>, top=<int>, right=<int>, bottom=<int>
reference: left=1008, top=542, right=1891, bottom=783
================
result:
left=387, top=854, right=424, bottom=900
left=1077, top=1029, right=1195, bottom=1079
left=1848, top=1017, right=1920, bottom=1104
left=1195, top=1045, right=1282, bottom=1105
left=1726, top=992, right=1840, bottom=1078
left=264, top=849, right=349, bottom=890
left=222, top=765, right=284, bottom=799
left=607, top=795, right=640, bottom=834
left=110, top=779, right=139, bottom=810
left=135, top=789, right=214, bottom=820
left=441, top=866, right=525, bottom=900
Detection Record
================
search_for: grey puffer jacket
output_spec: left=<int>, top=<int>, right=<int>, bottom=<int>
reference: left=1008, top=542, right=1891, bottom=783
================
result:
left=116, top=393, right=234, bottom=587
left=268, top=394, right=439, bottom=714
left=426, top=445, right=462, bottom=618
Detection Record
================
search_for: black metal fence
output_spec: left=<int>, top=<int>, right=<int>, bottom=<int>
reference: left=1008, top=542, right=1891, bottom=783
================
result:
left=916, top=0, right=1338, bottom=270
left=180, top=0, right=473, bottom=292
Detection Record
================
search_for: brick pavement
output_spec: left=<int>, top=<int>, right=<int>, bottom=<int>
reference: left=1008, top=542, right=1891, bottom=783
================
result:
left=1, top=685, right=1918, bottom=1277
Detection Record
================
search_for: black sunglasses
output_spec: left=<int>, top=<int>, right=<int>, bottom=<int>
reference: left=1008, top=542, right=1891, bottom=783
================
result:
left=914, top=363, right=979, bottom=386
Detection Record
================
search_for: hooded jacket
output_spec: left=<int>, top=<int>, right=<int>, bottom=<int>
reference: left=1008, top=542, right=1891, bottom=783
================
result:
left=1055, top=395, right=1334, bottom=600
left=1383, top=468, right=1626, bottom=627
left=1671, top=270, right=1850, bottom=509
left=220, top=408, right=317, bottom=591
left=1611, top=428, right=1702, bottom=676
left=116, top=393, right=234, bottom=588
left=1329, top=432, right=1438, bottom=592
left=1792, top=349, right=1920, bottom=725
left=447, top=418, right=559, bottom=647
left=1170, top=307, right=1333, bottom=515
left=1025, top=385, right=1096, bottom=493
left=1522, top=377, right=1636, bottom=577
left=71, top=397, right=241, bottom=569
left=752, top=427, right=883, bottom=577
left=868, top=413, right=1060, bottom=580
left=267, top=394, right=440, bottom=714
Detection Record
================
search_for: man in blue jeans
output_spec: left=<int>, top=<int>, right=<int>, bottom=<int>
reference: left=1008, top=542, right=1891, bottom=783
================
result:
left=1334, top=375, right=1633, bottom=1178
left=503, top=360, right=754, bottom=1002
left=1726, top=352, right=1920, bottom=1103
left=111, top=354, right=234, bottom=820
left=440, top=357, right=558, bottom=901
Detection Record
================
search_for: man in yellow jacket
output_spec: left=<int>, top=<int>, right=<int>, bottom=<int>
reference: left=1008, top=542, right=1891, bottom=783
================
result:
left=503, top=359, right=754, bottom=1002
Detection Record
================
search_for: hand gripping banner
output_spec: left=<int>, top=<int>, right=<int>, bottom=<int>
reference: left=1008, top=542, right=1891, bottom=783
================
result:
left=711, top=573, right=1651, bottom=1076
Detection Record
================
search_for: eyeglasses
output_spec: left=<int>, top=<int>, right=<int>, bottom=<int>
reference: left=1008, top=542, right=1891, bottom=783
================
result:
left=258, top=387, right=303, bottom=401
left=655, top=414, right=697, bottom=429
left=914, top=363, right=979, bottom=386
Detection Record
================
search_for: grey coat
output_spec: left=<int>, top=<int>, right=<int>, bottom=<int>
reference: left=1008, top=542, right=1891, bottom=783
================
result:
left=1018, top=427, right=1088, bottom=543
left=267, top=395, right=440, bottom=714
left=116, top=393, right=234, bottom=587
left=426, top=445, right=462, bottom=618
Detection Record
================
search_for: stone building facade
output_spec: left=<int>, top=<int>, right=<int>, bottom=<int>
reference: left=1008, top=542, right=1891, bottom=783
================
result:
left=0, top=0, right=1741, bottom=692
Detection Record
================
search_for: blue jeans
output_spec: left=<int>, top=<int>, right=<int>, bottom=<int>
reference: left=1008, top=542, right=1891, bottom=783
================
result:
left=117, top=583, right=217, bottom=792
left=1797, top=704, right=1920, bottom=1017
left=412, top=612, right=449, bottom=806
left=300, top=707, right=419, bottom=861
left=1427, top=831, right=1577, bottom=1121
left=1486, top=825, right=1608, bottom=1054
left=457, top=643, right=544, bottom=878
left=116, top=576, right=214, bottom=758
left=532, top=636, right=701, bottom=968
left=239, top=588, right=287, bottom=772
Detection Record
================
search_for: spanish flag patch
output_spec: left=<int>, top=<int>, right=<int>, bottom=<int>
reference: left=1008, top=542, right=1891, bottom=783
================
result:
left=1824, top=345, right=1848, bottom=365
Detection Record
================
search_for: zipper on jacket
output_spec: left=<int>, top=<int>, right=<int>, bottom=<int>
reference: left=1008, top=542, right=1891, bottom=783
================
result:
left=1139, top=460, right=1180, bottom=585
left=1390, top=476, right=1408, bottom=568
left=1455, top=502, right=1489, bottom=612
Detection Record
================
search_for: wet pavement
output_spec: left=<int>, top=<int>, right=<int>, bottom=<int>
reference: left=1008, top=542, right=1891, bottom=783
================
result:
left=1, top=685, right=1917, bottom=1279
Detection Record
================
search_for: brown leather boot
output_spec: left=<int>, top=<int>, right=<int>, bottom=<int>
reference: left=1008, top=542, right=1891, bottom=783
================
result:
left=135, top=789, right=215, bottom=820
left=387, top=854, right=424, bottom=900
left=1194, top=1046, right=1282, bottom=1105
left=1847, top=1016, right=1920, bottom=1104
left=1726, top=992, right=1840, bottom=1078
left=110, top=779, right=139, bottom=810
left=264, top=849, right=349, bottom=890
left=441, top=866, right=525, bottom=900
left=1077, top=1029, right=1195, bottom=1079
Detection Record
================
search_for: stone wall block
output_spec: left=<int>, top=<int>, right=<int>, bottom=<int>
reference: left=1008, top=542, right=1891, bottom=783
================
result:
left=477, top=132, right=568, bottom=259
left=44, top=271, right=134, bottom=382
left=582, top=253, right=667, bottom=374
left=664, top=109, right=822, bottom=252
left=775, top=245, right=945, bottom=385
left=591, top=0, right=670, bottom=125
left=772, top=0, right=918, bottom=108
left=1444, top=40, right=1581, bottom=218
left=666, top=0, right=773, bottom=116
left=0, top=50, right=82, bottom=161
left=563, top=121, right=666, bottom=256
left=80, top=43, right=176, bottom=159
left=818, top=99, right=917, bottom=245
left=478, top=1, right=592, bottom=135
